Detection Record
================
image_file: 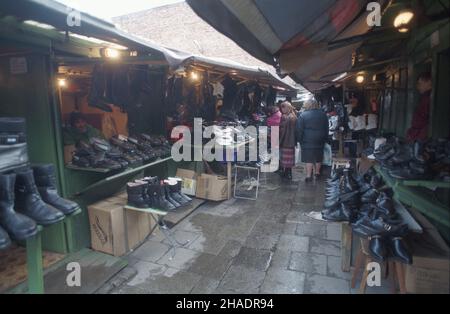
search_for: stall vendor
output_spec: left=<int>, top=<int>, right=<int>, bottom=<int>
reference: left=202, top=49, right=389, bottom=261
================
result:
left=63, top=112, right=102, bottom=146
left=406, top=72, right=432, bottom=143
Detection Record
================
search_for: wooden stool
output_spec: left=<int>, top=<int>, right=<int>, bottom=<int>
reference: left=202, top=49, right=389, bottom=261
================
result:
left=351, top=238, right=407, bottom=294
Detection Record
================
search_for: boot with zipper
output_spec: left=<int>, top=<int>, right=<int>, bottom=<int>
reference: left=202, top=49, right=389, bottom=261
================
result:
left=33, top=164, right=79, bottom=215
left=0, top=173, right=38, bottom=240
left=14, top=169, right=64, bottom=226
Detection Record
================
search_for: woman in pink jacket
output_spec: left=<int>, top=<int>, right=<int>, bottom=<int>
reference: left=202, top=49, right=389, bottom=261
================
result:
left=267, top=106, right=282, bottom=127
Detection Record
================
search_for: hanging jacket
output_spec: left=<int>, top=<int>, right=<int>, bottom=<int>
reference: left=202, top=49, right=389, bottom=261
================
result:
left=296, top=109, right=329, bottom=149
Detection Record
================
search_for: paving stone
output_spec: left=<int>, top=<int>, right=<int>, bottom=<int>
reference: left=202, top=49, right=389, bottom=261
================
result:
left=250, top=220, right=284, bottom=236
left=309, top=238, right=341, bottom=257
left=217, top=265, right=266, bottom=293
left=327, top=256, right=353, bottom=280
left=260, top=268, right=306, bottom=294
left=282, top=222, right=298, bottom=235
left=304, top=274, right=350, bottom=294
left=188, top=234, right=229, bottom=255
left=218, top=240, right=243, bottom=259
left=188, top=253, right=232, bottom=280
left=143, top=268, right=202, bottom=294
left=131, top=241, right=171, bottom=263
left=232, top=247, right=273, bottom=271
left=295, top=223, right=327, bottom=238
left=244, top=234, right=280, bottom=251
left=269, top=249, right=292, bottom=269
left=326, top=223, right=342, bottom=241
left=190, top=277, right=221, bottom=294
left=126, top=261, right=167, bottom=287
left=277, top=234, right=309, bottom=252
left=288, top=252, right=327, bottom=275
left=156, top=247, right=201, bottom=270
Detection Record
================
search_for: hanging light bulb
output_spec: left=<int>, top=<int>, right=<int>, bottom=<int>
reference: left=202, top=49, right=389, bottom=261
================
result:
left=103, top=48, right=120, bottom=59
left=356, top=75, right=365, bottom=84
left=394, top=10, right=414, bottom=32
left=57, top=78, right=67, bottom=87
left=190, top=71, right=199, bottom=81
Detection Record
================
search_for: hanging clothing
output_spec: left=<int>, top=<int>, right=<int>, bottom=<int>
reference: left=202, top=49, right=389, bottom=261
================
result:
left=267, top=110, right=282, bottom=127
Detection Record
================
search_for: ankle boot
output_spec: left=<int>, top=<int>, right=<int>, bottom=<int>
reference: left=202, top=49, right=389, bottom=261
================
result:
left=0, top=173, right=38, bottom=240
left=163, top=184, right=181, bottom=208
left=32, top=164, right=79, bottom=215
left=148, top=184, right=175, bottom=211
left=342, top=169, right=358, bottom=192
left=166, top=181, right=190, bottom=205
left=127, top=182, right=150, bottom=208
left=175, top=180, right=192, bottom=202
left=0, top=225, right=11, bottom=250
left=14, top=169, right=64, bottom=225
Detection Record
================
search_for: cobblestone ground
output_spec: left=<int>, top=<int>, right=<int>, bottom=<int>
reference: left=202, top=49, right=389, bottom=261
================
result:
left=102, top=166, right=393, bottom=294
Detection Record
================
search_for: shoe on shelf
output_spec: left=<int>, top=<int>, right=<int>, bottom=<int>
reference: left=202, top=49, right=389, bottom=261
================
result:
left=369, top=235, right=388, bottom=262
left=389, top=237, right=413, bottom=264
left=127, top=181, right=151, bottom=209
left=33, top=164, right=80, bottom=215
left=0, top=173, right=38, bottom=241
left=14, top=169, right=65, bottom=226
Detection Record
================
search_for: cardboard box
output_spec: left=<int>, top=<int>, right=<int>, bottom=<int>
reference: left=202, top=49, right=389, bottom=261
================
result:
left=176, top=168, right=197, bottom=196
left=88, top=202, right=126, bottom=257
left=124, top=208, right=155, bottom=251
left=195, top=173, right=228, bottom=201
left=405, top=209, right=450, bottom=294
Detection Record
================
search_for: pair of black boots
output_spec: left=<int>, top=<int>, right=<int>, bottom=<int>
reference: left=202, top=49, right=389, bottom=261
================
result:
left=127, top=177, right=192, bottom=211
left=369, top=235, right=412, bottom=264
left=0, top=164, right=80, bottom=250
left=322, top=168, right=361, bottom=222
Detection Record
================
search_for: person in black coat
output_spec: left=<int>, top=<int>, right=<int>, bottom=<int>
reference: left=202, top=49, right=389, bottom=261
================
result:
left=296, top=99, right=329, bottom=182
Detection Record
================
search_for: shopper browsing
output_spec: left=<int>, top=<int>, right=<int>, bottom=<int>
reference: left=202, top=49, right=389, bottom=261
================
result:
left=63, top=112, right=103, bottom=146
left=406, top=72, right=432, bottom=143
left=296, top=99, right=329, bottom=182
left=279, top=102, right=297, bottom=180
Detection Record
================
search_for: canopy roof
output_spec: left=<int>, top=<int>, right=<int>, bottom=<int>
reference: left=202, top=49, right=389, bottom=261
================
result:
left=0, top=0, right=297, bottom=92
left=187, top=0, right=388, bottom=91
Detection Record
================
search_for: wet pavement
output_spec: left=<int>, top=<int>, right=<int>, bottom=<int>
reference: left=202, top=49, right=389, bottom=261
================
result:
left=103, top=166, right=393, bottom=294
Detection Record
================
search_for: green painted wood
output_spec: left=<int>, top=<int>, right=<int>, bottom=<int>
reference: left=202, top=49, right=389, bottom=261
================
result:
left=41, top=221, right=68, bottom=254
left=124, top=205, right=168, bottom=216
left=26, top=226, right=44, bottom=294
left=64, top=208, right=83, bottom=253
left=402, top=180, right=450, bottom=190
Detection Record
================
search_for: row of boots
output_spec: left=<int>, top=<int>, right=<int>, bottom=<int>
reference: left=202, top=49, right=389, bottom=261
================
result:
left=321, top=166, right=412, bottom=264
left=374, top=137, right=450, bottom=181
left=0, top=164, right=80, bottom=250
left=127, top=176, right=192, bottom=211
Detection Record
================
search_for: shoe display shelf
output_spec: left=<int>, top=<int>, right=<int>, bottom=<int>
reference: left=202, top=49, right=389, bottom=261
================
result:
left=374, top=164, right=450, bottom=241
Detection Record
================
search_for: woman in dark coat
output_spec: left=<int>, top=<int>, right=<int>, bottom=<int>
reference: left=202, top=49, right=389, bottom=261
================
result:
left=279, top=102, right=298, bottom=180
left=296, top=99, right=329, bottom=182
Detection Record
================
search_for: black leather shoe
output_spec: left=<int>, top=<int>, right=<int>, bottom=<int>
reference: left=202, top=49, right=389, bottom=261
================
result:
left=375, top=147, right=396, bottom=161
left=322, top=205, right=347, bottom=222
left=0, top=226, right=11, bottom=250
left=166, top=181, right=190, bottom=205
left=127, top=181, right=150, bottom=208
left=361, top=188, right=380, bottom=203
left=389, top=237, right=412, bottom=264
left=352, top=216, right=408, bottom=238
left=369, top=235, right=387, bottom=262
left=163, top=184, right=181, bottom=208
left=376, top=193, right=396, bottom=216
left=14, top=169, right=65, bottom=226
left=0, top=173, right=38, bottom=241
left=324, top=190, right=359, bottom=208
left=370, top=175, right=383, bottom=189
left=33, top=164, right=79, bottom=215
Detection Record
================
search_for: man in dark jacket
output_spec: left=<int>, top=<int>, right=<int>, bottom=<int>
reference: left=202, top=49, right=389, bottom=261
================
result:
left=296, top=99, right=329, bottom=182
